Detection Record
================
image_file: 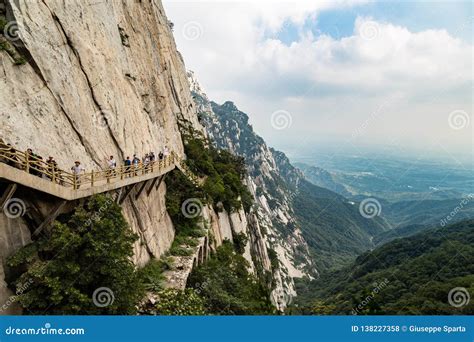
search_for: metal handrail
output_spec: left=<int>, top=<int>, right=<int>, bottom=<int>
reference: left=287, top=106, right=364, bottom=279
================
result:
left=0, top=144, right=182, bottom=190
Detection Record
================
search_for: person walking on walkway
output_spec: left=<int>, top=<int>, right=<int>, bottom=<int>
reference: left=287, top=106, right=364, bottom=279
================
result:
left=132, top=154, right=140, bottom=176
left=25, top=148, right=34, bottom=174
left=7, top=144, right=18, bottom=168
left=106, top=155, right=117, bottom=178
left=26, top=148, right=43, bottom=177
left=0, top=141, right=18, bottom=168
left=46, top=156, right=58, bottom=182
left=71, top=161, right=85, bottom=189
left=163, top=146, right=170, bottom=158
left=124, top=156, right=132, bottom=177
left=149, top=151, right=156, bottom=171
left=143, top=153, right=150, bottom=173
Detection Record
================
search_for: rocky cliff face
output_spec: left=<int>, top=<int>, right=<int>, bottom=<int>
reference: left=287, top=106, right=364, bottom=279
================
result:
left=1, top=0, right=202, bottom=264
left=0, top=0, right=203, bottom=313
left=188, top=71, right=315, bottom=307
left=0, top=0, right=303, bottom=314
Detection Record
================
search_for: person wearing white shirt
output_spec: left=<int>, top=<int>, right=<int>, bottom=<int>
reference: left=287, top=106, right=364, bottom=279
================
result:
left=163, top=146, right=170, bottom=158
left=71, top=161, right=85, bottom=188
left=106, top=155, right=116, bottom=178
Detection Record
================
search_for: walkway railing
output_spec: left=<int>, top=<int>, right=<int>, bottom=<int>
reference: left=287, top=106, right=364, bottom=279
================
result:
left=0, top=144, right=178, bottom=190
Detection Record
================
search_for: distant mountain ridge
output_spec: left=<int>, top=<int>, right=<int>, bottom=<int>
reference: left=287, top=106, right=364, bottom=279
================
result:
left=294, top=219, right=474, bottom=315
left=188, top=71, right=389, bottom=276
left=294, top=162, right=352, bottom=197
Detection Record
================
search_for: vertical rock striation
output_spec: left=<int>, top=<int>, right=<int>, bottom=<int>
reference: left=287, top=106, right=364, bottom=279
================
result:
left=0, top=0, right=313, bottom=313
left=188, top=71, right=315, bottom=309
left=0, top=0, right=201, bottom=309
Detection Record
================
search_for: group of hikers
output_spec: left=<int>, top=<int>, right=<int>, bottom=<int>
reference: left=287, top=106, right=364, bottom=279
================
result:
left=0, top=139, right=171, bottom=188
left=104, top=147, right=171, bottom=178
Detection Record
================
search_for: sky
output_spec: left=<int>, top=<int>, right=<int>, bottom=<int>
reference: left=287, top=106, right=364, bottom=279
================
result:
left=163, top=0, right=473, bottom=164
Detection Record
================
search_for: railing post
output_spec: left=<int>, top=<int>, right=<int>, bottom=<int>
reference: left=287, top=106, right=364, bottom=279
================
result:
left=52, top=167, right=56, bottom=183
left=73, top=174, right=77, bottom=190
left=25, top=153, right=29, bottom=173
left=121, top=167, right=124, bottom=180
left=91, top=170, right=94, bottom=187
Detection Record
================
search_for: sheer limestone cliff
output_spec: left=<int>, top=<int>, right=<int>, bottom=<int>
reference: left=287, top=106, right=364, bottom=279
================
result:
left=0, top=0, right=304, bottom=314
left=0, top=0, right=199, bottom=314
left=1, top=0, right=200, bottom=265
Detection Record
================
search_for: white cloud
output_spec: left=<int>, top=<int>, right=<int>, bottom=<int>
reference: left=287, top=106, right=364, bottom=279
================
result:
left=163, top=1, right=472, bottom=159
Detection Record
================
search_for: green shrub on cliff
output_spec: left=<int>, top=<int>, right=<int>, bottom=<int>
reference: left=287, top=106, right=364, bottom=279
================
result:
left=187, top=242, right=274, bottom=315
left=7, top=195, right=143, bottom=314
left=137, top=258, right=173, bottom=292
left=151, top=288, right=207, bottom=315
left=179, top=122, right=253, bottom=213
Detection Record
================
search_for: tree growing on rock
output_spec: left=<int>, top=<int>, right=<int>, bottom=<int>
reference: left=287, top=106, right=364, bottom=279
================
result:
left=7, top=195, right=143, bottom=315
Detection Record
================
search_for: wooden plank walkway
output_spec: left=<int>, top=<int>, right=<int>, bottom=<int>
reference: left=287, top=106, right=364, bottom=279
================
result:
left=0, top=159, right=177, bottom=201
left=0, top=144, right=195, bottom=200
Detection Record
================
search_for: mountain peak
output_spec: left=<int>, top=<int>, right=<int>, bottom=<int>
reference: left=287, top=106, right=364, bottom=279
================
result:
left=187, top=70, right=208, bottom=100
left=222, top=101, right=237, bottom=110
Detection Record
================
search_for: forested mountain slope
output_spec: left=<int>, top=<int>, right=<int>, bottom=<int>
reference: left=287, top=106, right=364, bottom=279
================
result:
left=294, top=219, right=474, bottom=315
